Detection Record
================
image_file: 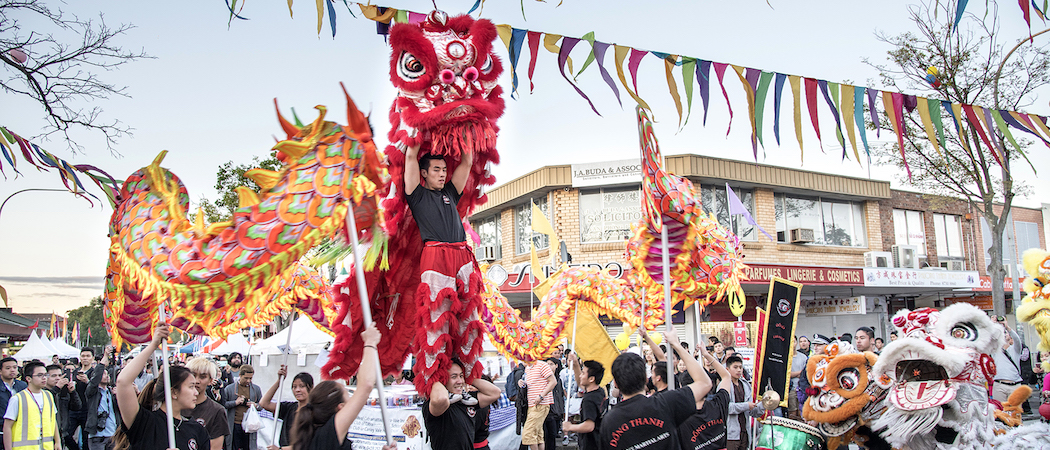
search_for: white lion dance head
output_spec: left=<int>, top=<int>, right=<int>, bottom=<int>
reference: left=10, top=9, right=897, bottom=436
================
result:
left=870, top=304, right=1002, bottom=450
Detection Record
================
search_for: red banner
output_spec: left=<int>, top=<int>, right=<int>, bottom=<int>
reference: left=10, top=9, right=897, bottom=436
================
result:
left=743, top=264, right=864, bottom=286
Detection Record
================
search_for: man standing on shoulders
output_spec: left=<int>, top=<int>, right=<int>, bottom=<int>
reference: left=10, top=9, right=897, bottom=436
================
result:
left=0, top=357, right=26, bottom=448
left=222, top=365, right=260, bottom=450
left=599, top=327, right=711, bottom=450
left=3, top=361, right=61, bottom=450
left=423, top=358, right=501, bottom=450
left=45, top=364, right=81, bottom=449
left=519, top=357, right=557, bottom=450
left=562, top=355, right=605, bottom=450
left=84, top=345, right=117, bottom=450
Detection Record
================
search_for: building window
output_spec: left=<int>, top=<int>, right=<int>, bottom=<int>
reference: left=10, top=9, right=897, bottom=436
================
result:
left=933, top=214, right=963, bottom=258
left=775, top=194, right=866, bottom=247
left=474, top=215, right=501, bottom=257
left=515, top=197, right=550, bottom=255
left=892, top=209, right=926, bottom=255
left=580, top=186, right=642, bottom=243
left=700, top=185, right=757, bottom=241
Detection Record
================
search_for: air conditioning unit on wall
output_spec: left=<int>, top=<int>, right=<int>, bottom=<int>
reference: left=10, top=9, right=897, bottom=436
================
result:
left=478, top=245, right=500, bottom=261
left=864, top=251, right=892, bottom=268
left=939, top=260, right=966, bottom=271
left=891, top=245, right=919, bottom=269
left=789, top=228, right=814, bottom=244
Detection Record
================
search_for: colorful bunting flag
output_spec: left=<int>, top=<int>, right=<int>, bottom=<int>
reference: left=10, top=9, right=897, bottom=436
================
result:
left=773, top=73, right=787, bottom=146
left=841, top=84, right=861, bottom=162
left=854, top=87, right=871, bottom=161
left=527, top=31, right=542, bottom=93
left=0, top=126, right=120, bottom=206
left=696, top=60, right=712, bottom=125
left=558, top=37, right=601, bottom=115
left=789, top=75, right=804, bottom=158
left=664, top=55, right=685, bottom=128
left=713, top=63, right=734, bottom=136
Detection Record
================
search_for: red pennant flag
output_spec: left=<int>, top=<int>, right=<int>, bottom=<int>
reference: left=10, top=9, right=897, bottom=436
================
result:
left=527, top=31, right=541, bottom=93
left=27, top=319, right=39, bottom=330
left=805, top=77, right=822, bottom=148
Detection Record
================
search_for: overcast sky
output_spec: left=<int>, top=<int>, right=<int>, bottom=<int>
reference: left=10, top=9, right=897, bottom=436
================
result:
left=2, top=0, right=1048, bottom=314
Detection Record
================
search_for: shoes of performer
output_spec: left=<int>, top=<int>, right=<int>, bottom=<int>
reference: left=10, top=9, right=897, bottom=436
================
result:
left=461, top=392, right=479, bottom=406
left=449, top=393, right=463, bottom=404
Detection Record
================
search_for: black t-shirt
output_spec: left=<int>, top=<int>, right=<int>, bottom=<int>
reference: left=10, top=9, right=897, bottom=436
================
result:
left=184, top=398, right=229, bottom=440
left=277, top=401, right=300, bottom=447
left=306, top=415, right=353, bottom=450
left=423, top=399, right=477, bottom=450
left=599, top=387, right=696, bottom=450
left=578, top=388, right=606, bottom=450
left=406, top=184, right=466, bottom=243
left=123, top=408, right=210, bottom=450
left=677, top=389, right=729, bottom=450
left=474, top=404, right=490, bottom=444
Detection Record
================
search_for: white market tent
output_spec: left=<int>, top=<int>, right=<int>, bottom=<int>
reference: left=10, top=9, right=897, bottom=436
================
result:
left=49, top=337, right=81, bottom=358
left=249, top=315, right=333, bottom=355
left=206, top=332, right=253, bottom=356
left=13, top=331, right=56, bottom=362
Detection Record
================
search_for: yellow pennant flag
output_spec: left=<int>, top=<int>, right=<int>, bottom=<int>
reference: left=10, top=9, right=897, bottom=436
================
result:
left=950, top=103, right=972, bottom=154
left=840, top=84, right=861, bottom=163
left=569, top=305, right=619, bottom=386
left=496, top=24, right=513, bottom=49
left=530, top=241, right=547, bottom=285
left=789, top=75, right=804, bottom=161
left=732, top=65, right=759, bottom=152
left=916, top=97, right=942, bottom=158
left=532, top=264, right=566, bottom=300
left=543, top=34, right=572, bottom=74
left=613, top=45, right=653, bottom=112
left=664, top=55, right=684, bottom=128
left=531, top=202, right=559, bottom=266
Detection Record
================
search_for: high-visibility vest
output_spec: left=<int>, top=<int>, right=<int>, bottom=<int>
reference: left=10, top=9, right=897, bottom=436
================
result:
left=9, top=389, right=56, bottom=450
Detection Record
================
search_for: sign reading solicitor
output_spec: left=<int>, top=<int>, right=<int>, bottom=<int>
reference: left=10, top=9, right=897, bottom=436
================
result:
left=571, top=159, right=642, bottom=187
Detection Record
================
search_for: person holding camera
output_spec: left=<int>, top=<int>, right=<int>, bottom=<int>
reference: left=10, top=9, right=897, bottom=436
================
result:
left=85, top=345, right=118, bottom=450
left=45, top=364, right=83, bottom=448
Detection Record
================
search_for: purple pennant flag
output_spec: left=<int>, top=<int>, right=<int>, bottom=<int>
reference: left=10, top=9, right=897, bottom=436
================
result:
left=727, top=183, right=775, bottom=242
left=592, top=42, right=622, bottom=107
left=773, top=73, right=786, bottom=145
left=903, top=95, right=918, bottom=113
left=558, top=37, right=601, bottom=116
left=696, top=60, right=712, bottom=125
left=867, top=88, right=881, bottom=138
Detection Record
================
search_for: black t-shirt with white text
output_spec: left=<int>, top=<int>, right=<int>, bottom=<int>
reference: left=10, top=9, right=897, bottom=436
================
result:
left=406, top=184, right=466, bottom=243
left=578, top=388, right=607, bottom=450
left=123, top=409, right=210, bottom=450
left=423, top=400, right=477, bottom=450
left=599, top=387, right=696, bottom=450
left=677, top=388, right=729, bottom=450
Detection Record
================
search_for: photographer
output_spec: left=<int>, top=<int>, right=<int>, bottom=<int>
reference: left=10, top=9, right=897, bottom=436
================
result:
left=46, top=363, right=83, bottom=447
left=222, top=365, right=260, bottom=450
left=85, top=345, right=118, bottom=450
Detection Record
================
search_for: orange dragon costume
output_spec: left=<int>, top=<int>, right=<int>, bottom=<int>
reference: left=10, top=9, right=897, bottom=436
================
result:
left=103, top=89, right=385, bottom=345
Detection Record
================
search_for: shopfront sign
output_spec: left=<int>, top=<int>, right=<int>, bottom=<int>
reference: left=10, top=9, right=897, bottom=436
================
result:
left=485, top=262, right=626, bottom=293
left=803, top=296, right=866, bottom=316
left=975, top=276, right=1023, bottom=292
left=943, top=295, right=995, bottom=310
left=571, top=158, right=642, bottom=187
left=744, top=264, right=864, bottom=286
left=862, top=268, right=980, bottom=288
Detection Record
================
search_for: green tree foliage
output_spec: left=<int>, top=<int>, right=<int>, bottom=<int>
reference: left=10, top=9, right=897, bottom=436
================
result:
left=866, top=0, right=1050, bottom=314
left=198, top=155, right=282, bottom=223
left=67, top=296, right=107, bottom=348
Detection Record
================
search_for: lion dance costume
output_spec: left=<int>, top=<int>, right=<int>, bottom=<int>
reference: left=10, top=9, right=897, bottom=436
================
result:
left=322, top=11, right=504, bottom=398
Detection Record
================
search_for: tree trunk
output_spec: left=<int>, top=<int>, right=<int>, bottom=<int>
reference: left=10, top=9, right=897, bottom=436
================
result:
left=986, top=213, right=1006, bottom=316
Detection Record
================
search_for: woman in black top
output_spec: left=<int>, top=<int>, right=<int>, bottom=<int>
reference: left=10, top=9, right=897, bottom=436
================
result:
left=113, top=322, right=210, bottom=450
left=260, top=364, right=314, bottom=449
left=291, top=323, right=394, bottom=450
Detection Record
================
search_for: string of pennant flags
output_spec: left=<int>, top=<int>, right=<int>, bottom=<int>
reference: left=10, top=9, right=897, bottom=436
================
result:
left=0, top=126, right=121, bottom=207
left=289, top=2, right=1050, bottom=178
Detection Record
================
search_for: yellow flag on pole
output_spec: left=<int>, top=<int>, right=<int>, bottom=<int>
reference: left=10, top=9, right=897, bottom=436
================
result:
left=531, top=202, right=560, bottom=266
left=569, top=305, right=619, bottom=386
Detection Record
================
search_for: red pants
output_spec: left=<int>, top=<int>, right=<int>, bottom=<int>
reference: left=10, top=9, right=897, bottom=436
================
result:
left=413, top=241, right=484, bottom=397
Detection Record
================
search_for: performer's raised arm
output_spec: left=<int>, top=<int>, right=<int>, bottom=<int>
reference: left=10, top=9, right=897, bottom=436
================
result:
left=450, top=147, right=472, bottom=195
left=403, top=143, right=421, bottom=196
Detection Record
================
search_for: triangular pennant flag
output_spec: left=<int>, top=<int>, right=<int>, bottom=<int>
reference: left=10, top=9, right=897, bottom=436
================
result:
left=527, top=31, right=541, bottom=93
left=819, top=80, right=846, bottom=158
left=543, top=34, right=572, bottom=74
left=804, top=77, right=823, bottom=149
left=664, top=55, right=684, bottom=127
left=867, top=88, right=881, bottom=137
left=613, top=45, right=652, bottom=111
left=591, top=42, right=622, bottom=106
left=574, top=31, right=598, bottom=78
left=979, top=106, right=1004, bottom=155
left=883, top=91, right=912, bottom=177
left=947, top=102, right=974, bottom=154
left=990, top=108, right=1023, bottom=153
left=773, top=73, right=787, bottom=146
left=840, top=84, right=861, bottom=163
left=712, top=62, right=734, bottom=136
left=507, top=28, right=528, bottom=98
left=681, top=58, right=696, bottom=126
left=732, top=65, right=760, bottom=159
left=961, top=104, right=1004, bottom=168
left=789, top=75, right=805, bottom=159
left=557, top=37, right=601, bottom=116
left=930, top=98, right=946, bottom=151
left=696, top=60, right=712, bottom=125
left=627, top=48, right=648, bottom=103
left=916, top=96, right=943, bottom=158
left=727, top=183, right=775, bottom=242
left=754, top=71, right=774, bottom=150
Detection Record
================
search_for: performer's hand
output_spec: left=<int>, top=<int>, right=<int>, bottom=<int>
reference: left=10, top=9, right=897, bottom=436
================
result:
left=277, top=365, right=287, bottom=378
left=562, top=420, right=573, bottom=431
left=662, top=331, right=679, bottom=349
left=153, top=323, right=171, bottom=346
left=382, top=443, right=397, bottom=450
left=362, top=321, right=381, bottom=347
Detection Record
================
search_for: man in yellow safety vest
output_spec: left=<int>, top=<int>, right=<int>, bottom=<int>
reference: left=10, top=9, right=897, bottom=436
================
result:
left=3, top=361, right=61, bottom=450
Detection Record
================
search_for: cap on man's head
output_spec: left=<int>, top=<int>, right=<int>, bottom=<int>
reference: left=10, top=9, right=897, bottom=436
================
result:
left=811, top=334, right=831, bottom=346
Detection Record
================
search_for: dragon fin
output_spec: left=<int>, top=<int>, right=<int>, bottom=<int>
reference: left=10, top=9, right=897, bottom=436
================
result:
left=192, top=207, right=207, bottom=239
left=244, top=169, right=281, bottom=191
left=235, top=186, right=261, bottom=208
left=341, top=82, right=372, bottom=143
left=274, top=99, right=300, bottom=139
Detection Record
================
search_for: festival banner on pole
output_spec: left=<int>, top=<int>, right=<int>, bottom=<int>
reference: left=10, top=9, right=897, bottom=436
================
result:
left=752, top=277, right=801, bottom=408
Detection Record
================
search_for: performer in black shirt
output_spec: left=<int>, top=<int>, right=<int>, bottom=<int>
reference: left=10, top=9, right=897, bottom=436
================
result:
left=677, top=346, right=733, bottom=450
left=422, top=359, right=501, bottom=450
left=599, top=328, right=712, bottom=450
left=404, top=143, right=486, bottom=400
left=562, top=355, right=606, bottom=450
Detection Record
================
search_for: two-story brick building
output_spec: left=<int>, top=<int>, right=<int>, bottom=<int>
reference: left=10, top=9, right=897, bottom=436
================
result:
left=470, top=154, right=1045, bottom=348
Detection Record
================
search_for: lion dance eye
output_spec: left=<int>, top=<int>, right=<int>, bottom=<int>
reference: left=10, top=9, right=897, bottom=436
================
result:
left=479, top=55, right=493, bottom=75
left=950, top=323, right=978, bottom=341
left=837, top=368, right=860, bottom=391
left=398, top=52, right=425, bottom=81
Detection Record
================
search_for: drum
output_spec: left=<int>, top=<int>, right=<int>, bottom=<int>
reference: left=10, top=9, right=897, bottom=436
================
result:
left=755, top=416, right=827, bottom=450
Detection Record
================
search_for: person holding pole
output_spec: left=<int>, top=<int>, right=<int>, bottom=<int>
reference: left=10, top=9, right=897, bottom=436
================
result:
left=289, top=322, right=391, bottom=450
left=561, top=355, right=605, bottom=450
left=259, top=366, right=313, bottom=450
left=114, top=322, right=209, bottom=450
